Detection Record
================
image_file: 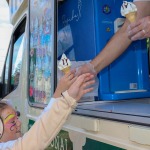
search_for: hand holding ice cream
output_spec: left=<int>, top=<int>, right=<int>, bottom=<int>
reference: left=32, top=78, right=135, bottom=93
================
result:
left=121, top=1, right=137, bottom=23
left=58, top=53, right=71, bottom=74
left=127, top=16, right=150, bottom=41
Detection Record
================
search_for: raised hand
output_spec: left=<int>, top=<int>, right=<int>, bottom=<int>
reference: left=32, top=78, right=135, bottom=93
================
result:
left=53, top=70, right=77, bottom=98
left=127, top=16, right=150, bottom=41
left=68, top=73, right=95, bottom=101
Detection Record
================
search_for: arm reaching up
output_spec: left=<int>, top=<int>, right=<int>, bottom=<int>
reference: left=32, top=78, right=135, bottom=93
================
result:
left=0, top=73, right=95, bottom=150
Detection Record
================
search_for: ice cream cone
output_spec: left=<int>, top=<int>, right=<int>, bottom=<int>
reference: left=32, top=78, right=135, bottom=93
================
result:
left=58, top=54, right=71, bottom=74
left=125, top=12, right=137, bottom=23
left=121, top=1, right=137, bottom=23
left=62, top=66, right=70, bottom=74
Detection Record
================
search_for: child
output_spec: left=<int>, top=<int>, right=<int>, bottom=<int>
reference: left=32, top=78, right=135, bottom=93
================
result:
left=0, top=73, right=95, bottom=150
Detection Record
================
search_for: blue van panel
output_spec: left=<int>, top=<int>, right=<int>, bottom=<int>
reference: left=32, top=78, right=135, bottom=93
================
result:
left=58, top=0, right=150, bottom=100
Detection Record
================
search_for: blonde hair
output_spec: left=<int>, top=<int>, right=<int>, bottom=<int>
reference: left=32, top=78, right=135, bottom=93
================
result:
left=0, top=102, right=8, bottom=139
left=0, top=102, right=9, bottom=116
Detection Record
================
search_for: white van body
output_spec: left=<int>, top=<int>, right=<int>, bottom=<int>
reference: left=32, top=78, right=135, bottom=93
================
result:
left=0, top=0, right=150, bottom=149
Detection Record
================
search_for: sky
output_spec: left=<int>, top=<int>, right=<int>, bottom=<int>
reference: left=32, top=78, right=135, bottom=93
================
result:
left=0, top=0, right=13, bottom=78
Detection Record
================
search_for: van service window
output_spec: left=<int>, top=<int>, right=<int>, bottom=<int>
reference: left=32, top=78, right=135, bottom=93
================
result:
left=2, top=18, right=26, bottom=97
left=11, top=34, right=24, bottom=89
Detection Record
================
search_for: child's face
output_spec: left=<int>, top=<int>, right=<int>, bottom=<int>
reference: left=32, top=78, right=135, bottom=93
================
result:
left=0, top=106, right=22, bottom=142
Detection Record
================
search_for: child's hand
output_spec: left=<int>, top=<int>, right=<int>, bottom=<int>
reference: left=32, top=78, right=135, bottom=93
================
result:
left=53, top=70, right=77, bottom=98
left=68, top=73, right=95, bottom=101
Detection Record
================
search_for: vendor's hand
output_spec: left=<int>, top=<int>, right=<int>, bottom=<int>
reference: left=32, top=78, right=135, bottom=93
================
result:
left=53, top=70, right=77, bottom=98
left=127, top=16, right=150, bottom=41
left=75, top=62, right=96, bottom=77
left=68, top=73, right=95, bottom=101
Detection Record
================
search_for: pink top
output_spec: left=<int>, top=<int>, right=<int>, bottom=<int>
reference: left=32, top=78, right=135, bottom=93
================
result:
left=0, top=91, right=76, bottom=150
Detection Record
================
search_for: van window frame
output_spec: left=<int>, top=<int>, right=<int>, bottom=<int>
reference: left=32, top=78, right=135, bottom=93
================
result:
left=0, top=16, right=26, bottom=98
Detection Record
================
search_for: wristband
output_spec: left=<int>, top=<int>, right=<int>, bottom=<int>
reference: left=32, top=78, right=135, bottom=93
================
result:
left=61, top=91, right=77, bottom=108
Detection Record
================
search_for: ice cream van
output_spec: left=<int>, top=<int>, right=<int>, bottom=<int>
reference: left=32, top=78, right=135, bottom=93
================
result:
left=0, top=0, right=150, bottom=149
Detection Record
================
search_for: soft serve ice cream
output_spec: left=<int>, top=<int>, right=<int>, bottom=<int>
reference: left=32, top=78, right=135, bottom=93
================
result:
left=58, top=53, right=71, bottom=74
left=121, top=1, right=137, bottom=23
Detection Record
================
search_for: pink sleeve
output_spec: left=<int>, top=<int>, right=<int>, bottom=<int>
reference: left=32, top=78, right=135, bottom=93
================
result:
left=11, top=91, right=76, bottom=150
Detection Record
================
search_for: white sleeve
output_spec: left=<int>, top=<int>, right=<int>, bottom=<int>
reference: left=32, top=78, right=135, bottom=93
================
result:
left=0, top=140, right=16, bottom=150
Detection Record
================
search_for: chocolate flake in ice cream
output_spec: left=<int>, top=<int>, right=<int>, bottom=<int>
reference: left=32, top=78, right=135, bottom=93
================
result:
left=58, top=53, right=71, bottom=74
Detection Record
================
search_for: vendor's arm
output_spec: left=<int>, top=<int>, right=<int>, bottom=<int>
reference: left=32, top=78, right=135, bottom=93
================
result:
left=91, top=1, right=150, bottom=73
left=91, top=20, right=131, bottom=73
left=91, top=1, right=150, bottom=74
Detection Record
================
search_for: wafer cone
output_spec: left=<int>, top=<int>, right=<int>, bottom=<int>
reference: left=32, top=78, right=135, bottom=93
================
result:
left=125, top=12, right=137, bottom=23
left=62, top=66, right=70, bottom=74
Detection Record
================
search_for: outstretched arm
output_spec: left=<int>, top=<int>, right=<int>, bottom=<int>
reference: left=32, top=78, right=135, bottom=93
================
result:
left=91, top=1, right=150, bottom=73
left=6, top=73, right=94, bottom=150
left=91, top=20, right=131, bottom=73
left=76, top=1, right=150, bottom=75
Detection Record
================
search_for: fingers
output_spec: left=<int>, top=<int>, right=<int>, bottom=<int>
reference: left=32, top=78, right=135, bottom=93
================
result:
left=128, top=24, right=141, bottom=36
left=128, top=25, right=145, bottom=41
left=74, top=73, right=94, bottom=87
left=65, top=71, right=74, bottom=77
left=68, top=73, right=92, bottom=91
left=77, top=85, right=94, bottom=100
left=70, top=69, right=76, bottom=74
left=127, top=21, right=143, bottom=39
left=84, top=74, right=94, bottom=82
left=82, top=79, right=95, bottom=88
left=80, top=79, right=95, bottom=97
left=64, top=71, right=75, bottom=80
left=68, top=76, right=78, bottom=87
left=82, top=87, right=94, bottom=95
left=131, top=30, right=146, bottom=41
left=127, top=16, right=150, bottom=41
left=67, top=73, right=96, bottom=101
left=79, top=77, right=95, bottom=98
left=69, top=73, right=75, bottom=80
